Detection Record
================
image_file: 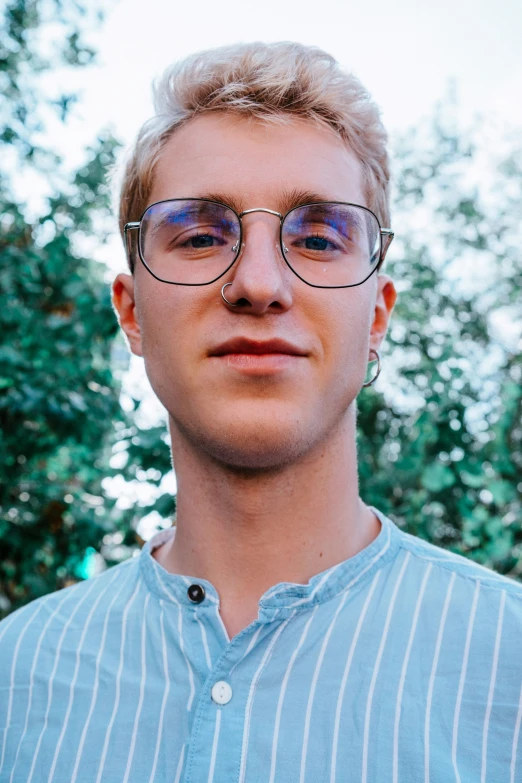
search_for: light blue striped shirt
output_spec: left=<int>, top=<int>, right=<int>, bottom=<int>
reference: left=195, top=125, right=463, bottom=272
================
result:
left=1, top=507, right=522, bottom=782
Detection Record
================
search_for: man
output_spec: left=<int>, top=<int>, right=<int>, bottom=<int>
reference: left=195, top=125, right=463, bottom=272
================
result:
left=1, top=41, right=521, bottom=783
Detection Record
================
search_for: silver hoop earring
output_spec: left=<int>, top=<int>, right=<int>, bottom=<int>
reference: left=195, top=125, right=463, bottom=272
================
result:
left=362, top=349, right=381, bottom=387
left=221, top=282, right=238, bottom=307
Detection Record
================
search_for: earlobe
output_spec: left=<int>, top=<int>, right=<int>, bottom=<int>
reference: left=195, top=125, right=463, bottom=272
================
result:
left=112, top=273, right=143, bottom=357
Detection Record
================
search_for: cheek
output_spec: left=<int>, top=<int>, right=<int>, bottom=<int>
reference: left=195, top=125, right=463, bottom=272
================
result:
left=135, top=284, right=190, bottom=370
left=316, top=295, right=372, bottom=366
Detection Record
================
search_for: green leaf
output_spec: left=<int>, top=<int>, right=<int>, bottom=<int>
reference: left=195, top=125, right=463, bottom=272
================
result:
left=421, top=463, right=457, bottom=493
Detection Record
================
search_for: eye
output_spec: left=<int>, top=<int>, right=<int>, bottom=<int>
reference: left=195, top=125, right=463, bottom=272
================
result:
left=187, top=234, right=216, bottom=248
left=304, top=235, right=331, bottom=251
left=176, top=230, right=228, bottom=250
left=294, top=232, right=340, bottom=253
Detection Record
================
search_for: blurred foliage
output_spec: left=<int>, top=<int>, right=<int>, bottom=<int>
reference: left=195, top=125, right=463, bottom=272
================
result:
left=0, top=0, right=128, bottom=618
left=1, top=2, right=520, bottom=618
left=357, top=108, right=522, bottom=576
left=0, top=0, right=100, bottom=172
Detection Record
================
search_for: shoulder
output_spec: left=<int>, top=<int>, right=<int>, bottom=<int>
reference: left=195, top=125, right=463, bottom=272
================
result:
left=373, top=507, right=522, bottom=602
left=385, top=525, right=522, bottom=705
left=373, top=507, right=522, bottom=647
left=396, top=526, right=522, bottom=599
left=388, top=523, right=522, bottom=647
left=0, top=556, right=140, bottom=682
left=368, top=513, right=522, bottom=683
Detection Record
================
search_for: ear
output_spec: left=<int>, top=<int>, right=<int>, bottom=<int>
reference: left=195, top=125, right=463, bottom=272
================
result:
left=369, top=273, right=397, bottom=354
left=112, top=273, right=143, bottom=357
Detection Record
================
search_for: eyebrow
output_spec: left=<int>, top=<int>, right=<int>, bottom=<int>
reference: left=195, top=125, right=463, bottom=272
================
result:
left=199, top=188, right=338, bottom=216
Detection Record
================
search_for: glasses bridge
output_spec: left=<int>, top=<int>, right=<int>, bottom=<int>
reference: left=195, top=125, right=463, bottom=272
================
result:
left=239, top=208, right=283, bottom=220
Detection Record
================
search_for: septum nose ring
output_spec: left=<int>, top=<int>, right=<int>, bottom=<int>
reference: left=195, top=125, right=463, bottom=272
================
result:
left=221, top=282, right=238, bottom=307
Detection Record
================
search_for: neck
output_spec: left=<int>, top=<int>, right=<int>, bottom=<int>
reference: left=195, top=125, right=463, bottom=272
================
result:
left=153, top=406, right=380, bottom=639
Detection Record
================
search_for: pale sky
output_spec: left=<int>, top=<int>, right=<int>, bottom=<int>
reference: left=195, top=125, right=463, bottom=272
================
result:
left=63, top=0, right=522, bottom=168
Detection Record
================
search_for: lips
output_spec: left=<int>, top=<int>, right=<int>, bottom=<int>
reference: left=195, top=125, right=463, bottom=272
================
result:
left=209, top=337, right=307, bottom=357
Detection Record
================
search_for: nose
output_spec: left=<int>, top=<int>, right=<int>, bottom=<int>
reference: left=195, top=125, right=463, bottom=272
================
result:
left=221, top=212, right=293, bottom=315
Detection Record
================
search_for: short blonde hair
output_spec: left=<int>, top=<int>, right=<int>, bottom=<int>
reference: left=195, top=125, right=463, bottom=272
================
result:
left=119, top=41, right=391, bottom=269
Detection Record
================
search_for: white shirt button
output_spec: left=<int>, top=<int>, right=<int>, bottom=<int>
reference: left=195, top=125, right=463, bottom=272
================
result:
left=211, top=680, right=232, bottom=705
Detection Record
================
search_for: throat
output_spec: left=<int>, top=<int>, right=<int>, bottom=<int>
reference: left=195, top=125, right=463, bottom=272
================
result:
left=152, top=503, right=381, bottom=639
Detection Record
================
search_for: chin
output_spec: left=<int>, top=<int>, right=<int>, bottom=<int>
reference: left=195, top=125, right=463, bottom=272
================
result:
left=173, top=408, right=320, bottom=473
left=170, top=390, right=357, bottom=473
left=206, top=433, right=312, bottom=473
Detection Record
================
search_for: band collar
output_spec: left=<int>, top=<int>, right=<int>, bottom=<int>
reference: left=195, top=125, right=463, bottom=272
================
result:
left=139, top=507, right=399, bottom=618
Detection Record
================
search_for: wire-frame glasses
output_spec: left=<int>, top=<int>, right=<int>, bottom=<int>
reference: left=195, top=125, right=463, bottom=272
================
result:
left=124, top=198, right=394, bottom=289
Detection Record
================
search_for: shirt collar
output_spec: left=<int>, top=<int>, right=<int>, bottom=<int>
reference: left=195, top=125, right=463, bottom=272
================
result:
left=139, top=506, right=399, bottom=618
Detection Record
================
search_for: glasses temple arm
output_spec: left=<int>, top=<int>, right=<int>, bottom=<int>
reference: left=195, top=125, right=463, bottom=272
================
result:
left=123, top=222, right=140, bottom=270
left=380, top=228, right=394, bottom=262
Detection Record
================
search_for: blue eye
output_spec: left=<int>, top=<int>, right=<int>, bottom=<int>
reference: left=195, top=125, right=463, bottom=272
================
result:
left=189, top=234, right=215, bottom=248
left=177, top=231, right=229, bottom=251
left=304, top=236, right=330, bottom=251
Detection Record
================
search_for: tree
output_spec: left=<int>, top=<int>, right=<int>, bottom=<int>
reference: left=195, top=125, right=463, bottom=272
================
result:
left=357, top=106, right=522, bottom=576
left=0, top=0, right=125, bottom=617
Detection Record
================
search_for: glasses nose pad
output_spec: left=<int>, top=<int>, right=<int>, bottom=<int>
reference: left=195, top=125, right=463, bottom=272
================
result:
left=232, top=240, right=246, bottom=262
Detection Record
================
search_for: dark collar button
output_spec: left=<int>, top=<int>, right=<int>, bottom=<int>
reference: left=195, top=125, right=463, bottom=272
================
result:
left=187, top=584, right=205, bottom=604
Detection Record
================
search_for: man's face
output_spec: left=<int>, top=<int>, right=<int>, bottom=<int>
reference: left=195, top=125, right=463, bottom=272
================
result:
left=113, top=114, right=397, bottom=470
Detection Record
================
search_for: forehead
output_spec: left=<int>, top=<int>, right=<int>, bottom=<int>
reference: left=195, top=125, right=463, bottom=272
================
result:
left=149, top=114, right=366, bottom=211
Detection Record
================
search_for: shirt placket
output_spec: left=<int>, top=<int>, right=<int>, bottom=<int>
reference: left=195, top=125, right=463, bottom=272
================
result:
left=181, top=608, right=280, bottom=783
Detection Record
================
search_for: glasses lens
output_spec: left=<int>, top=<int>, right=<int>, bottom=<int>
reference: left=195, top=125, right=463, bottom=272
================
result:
left=282, top=204, right=381, bottom=287
left=140, top=200, right=241, bottom=284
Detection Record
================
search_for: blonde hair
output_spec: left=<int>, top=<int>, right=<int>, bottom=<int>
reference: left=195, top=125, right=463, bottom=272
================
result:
left=119, top=41, right=391, bottom=268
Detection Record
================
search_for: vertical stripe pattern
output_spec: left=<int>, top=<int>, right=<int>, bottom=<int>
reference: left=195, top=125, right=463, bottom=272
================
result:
left=331, top=570, right=381, bottom=783
left=270, top=607, right=318, bottom=783
left=300, top=593, right=348, bottom=783
left=393, top=562, right=432, bottom=783
left=452, top=580, right=481, bottom=783
left=1, top=508, right=521, bottom=783
left=362, top=552, right=411, bottom=783
left=481, top=590, right=506, bottom=783
left=424, top=571, right=457, bottom=783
